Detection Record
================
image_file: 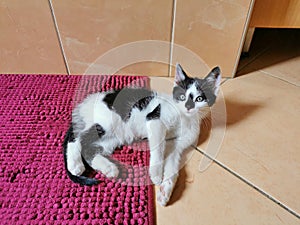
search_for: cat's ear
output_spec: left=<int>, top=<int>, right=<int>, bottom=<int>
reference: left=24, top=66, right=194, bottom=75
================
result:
left=205, top=66, right=221, bottom=96
left=175, top=63, right=188, bottom=84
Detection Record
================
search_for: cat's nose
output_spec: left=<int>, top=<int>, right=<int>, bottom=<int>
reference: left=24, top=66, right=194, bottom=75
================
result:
left=185, top=103, right=194, bottom=110
left=185, top=98, right=194, bottom=110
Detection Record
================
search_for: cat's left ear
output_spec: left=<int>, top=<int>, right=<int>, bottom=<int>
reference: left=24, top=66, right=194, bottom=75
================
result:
left=175, top=63, right=188, bottom=85
left=205, top=66, right=222, bottom=96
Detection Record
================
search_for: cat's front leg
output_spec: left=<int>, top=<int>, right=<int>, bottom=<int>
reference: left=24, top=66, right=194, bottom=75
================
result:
left=146, top=119, right=166, bottom=185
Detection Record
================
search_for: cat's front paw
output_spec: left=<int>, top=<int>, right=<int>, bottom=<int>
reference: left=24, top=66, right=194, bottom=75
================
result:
left=150, top=165, right=163, bottom=185
left=68, top=161, right=85, bottom=176
left=102, top=163, right=119, bottom=178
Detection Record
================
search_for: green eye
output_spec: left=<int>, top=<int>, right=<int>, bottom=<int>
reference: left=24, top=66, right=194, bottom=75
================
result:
left=195, top=96, right=204, bottom=102
left=179, top=94, right=186, bottom=101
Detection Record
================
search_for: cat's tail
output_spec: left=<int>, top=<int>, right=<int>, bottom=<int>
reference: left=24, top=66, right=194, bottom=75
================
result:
left=65, top=168, right=100, bottom=186
left=63, top=125, right=100, bottom=186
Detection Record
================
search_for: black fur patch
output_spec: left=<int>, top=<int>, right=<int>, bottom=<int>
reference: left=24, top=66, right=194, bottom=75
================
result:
left=133, top=95, right=154, bottom=111
left=172, top=76, right=195, bottom=102
left=146, top=104, right=161, bottom=120
left=66, top=123, right=76, bottom=142
left=195, top=78, right=216, bottom=107
left=185, top=94, right=195, bottom=110
left=103, top=88, right=154, bottom=121
left=176, top=76, right=194, bottom=90
left=102, top=90, right=121, bottom=109
left=172, top=86, right=186, bottom=102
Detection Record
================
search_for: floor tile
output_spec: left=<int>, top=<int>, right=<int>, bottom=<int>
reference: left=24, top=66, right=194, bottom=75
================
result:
left=52, top=0, right=172, bottom=75
left=198, top=72, right=300, bottom=213
left=260, top=56, right=300, bottom=87
left=0, top=0, right=66, bottom=74
left=156, top=152, right=299, bottom=225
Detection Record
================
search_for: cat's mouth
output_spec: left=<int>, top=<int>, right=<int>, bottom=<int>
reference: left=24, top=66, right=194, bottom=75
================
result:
left=185, top=108, right=197, bottom=116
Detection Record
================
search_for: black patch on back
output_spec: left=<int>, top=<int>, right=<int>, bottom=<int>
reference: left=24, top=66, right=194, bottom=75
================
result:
left=80, top=124, right=106, bottom=163
left=146, top=104, right=161, bottom=120
left=102, top=90, right=122, bottom=109
left=103, top=88, right=154, bottom=121
left=133, top=95, right=154, bottom=111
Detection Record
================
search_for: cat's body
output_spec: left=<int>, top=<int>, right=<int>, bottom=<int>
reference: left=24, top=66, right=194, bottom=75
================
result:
left=63, top=64, right=221, bottom=206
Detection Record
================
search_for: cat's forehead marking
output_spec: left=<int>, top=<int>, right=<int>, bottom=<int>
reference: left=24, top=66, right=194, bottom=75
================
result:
left=186, top=83, right=199, bottom=99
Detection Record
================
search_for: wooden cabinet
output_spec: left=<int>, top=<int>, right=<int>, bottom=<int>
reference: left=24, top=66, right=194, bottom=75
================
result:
left=250, top=0, right=300, bottom=28
left=243, top=0, right=300, bottom=53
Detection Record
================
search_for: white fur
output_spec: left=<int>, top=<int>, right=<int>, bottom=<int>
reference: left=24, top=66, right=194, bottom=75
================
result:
left=70, top=91, right=202, bottom=203
left=67, top=140, right=85, bottom=176
left=91, top=154, right=119, bottom=178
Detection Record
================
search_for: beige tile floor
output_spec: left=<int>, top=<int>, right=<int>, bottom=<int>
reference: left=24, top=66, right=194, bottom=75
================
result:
left=0, top=2, right=299, bottom=224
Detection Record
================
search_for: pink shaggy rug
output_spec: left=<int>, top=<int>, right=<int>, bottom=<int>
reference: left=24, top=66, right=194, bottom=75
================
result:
left=0, top=74, right=155, bottom=225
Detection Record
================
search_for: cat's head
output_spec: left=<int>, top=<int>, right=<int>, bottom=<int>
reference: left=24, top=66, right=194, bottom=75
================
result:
left=172, top=63, right=221, bottom=116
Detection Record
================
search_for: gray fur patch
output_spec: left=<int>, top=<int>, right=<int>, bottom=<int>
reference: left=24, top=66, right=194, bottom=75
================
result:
left=80, top=124, right=105, bottom=163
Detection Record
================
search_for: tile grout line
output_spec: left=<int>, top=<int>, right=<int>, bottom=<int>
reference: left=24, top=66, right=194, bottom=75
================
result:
left=168, top=0, right=177, bottom=77
left=221, top=77, right=231, bottom=86
left=193, top=147, right=300, bottom=219
left=48, top=0, right=71, bottom=75
left=259, top=70, right=300, bottom=88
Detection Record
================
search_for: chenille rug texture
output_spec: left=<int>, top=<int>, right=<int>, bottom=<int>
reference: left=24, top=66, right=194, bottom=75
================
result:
left=0, top=74, right=155, bottom=225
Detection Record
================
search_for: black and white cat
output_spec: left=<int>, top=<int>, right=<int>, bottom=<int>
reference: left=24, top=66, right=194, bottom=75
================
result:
left=63, top=64, right=221, bottom=206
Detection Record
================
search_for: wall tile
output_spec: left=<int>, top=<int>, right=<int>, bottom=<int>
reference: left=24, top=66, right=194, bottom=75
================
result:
left=172, top=0, right=253, bottom=77
left=52, top=0, right=172, bottom=75
left=0, top=0, right=66, bottom=74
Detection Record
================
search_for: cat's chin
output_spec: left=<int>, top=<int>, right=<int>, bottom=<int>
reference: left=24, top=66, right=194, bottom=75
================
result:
left=184, top=109, right=198, bottom=117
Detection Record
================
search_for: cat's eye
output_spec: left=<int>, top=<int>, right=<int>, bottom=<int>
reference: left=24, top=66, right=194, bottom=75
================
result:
left=178, top=94, right=186, bottom=101
left=195, top=96, right=204, bottom=102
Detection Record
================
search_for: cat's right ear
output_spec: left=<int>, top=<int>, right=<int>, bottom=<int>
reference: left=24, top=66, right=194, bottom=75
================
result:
left=175, top=63, right=187, bottom=85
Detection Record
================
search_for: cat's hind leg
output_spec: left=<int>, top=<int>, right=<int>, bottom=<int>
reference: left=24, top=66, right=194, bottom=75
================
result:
left=63, top=125, right=85, bottom=176
left=66, top=140, right=85, bottom=176
left=156, top=146, right=181, bottom=206
left=157, top=138, right=195, bottom=206
left=80, top=124, right=119, bottom=179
